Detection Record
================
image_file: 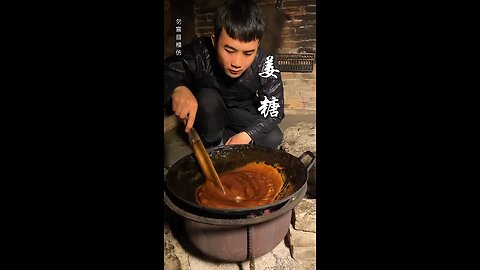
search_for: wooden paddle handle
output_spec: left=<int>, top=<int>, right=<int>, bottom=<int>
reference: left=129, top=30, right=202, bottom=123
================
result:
left=179, top=117, right=225, bottom=193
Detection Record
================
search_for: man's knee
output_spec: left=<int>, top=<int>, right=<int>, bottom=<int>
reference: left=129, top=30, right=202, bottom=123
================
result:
left=254, top=127, right=283, bottom=149
left=196, top=88, right=224, bottom=117
left=194, top=88, right=226, bottom=146
left=268, top=128, right=284, bottom=148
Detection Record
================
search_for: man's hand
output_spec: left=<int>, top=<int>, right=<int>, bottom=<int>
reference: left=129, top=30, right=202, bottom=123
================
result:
left=171, top=86, right=197, bottom=132
left=225, top=132, right=252, bottom=145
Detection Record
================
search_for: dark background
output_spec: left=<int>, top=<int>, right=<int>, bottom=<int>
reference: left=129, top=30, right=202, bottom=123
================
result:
left=2, top=0, right=472, bottom=268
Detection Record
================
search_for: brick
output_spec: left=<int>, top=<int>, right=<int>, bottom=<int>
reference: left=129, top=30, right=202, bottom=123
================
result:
left=300, top=96, right=310, bottom=103
left=258, top=0, right=277, bottom=3
left=281, top=27, right=297, bottom=35
left=299, top=91, right=315, bottom=98
left=305, top=6, right=316, bottom=13
left=196, top=20, right=212, bottom=27
left=278, top=48, right=298, bottom=54
left=280, top=41, right=298, bottom=49
left=281, top=72, right=299, bottom=79
left=282, top=0, right=309, bottom=7
left=196, top=14, right=209, bottom=21
left=284, top=101, right=304, bottom=110
left=282, top=34, right=298, bottom=43
left=304, top=103, right=317, bottom=110
left=296, top=25, right=316, bottom=34
left=194, top=7, right=217, bottom=14
left=295, top=14, right=317, bottom=21
left=300, top=94, right=314, bottom=103
left=284, top=92, right=301, bottom=99
left=301, top=73, right=316, bottom=80
left=283, top=87, right=298, bottom=93
left=283, top=79, right=306, bottom=87
left=284, top=19, right=306, bottom=28
left=196, top=16, right=212, bottom=22
left=292, top=33, right=317, bottom=41
left=283, top=7, right=307, bottom=16
left=196, top=26, right=214, bottom=36
left=298, top=79, right=316, bottom=86
left=258, top=2, right=276, bottom=9
left=285, top=109, right=311, bottom=115
left=284, top=94, right=302, bottom=101
left=296, top=41, right=316, bottom=48
left=285, top=82, right=311, bottom=89
left=284, top=96, right=303, bottom=103
left=283, top=80, right=304, bottom=87
left=284, top=89, right=302, bottom=95
left=284, top=109, right=299, bottom=115
left=298, top=47, right=316, bottom=53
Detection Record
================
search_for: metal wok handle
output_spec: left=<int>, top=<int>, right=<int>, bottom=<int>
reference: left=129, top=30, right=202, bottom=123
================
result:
left=298, top=151, right=316, bottom=173
left=163, top=166, right=170, bottom=182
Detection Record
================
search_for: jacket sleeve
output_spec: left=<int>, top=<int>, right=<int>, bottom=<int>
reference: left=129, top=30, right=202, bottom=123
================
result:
left=244, top=55, right=285, bottom=141
left=163, top=40, right=205, bottom=106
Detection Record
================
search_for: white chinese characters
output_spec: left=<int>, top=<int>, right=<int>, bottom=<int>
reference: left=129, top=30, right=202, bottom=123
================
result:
left=175, top=18, right=182, bottom=56
left=258, top=55, right=280, bottom=79
left=258, top=96, right=280, bottom=118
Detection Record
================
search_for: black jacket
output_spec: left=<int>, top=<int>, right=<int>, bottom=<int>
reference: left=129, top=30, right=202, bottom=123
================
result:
left=164, top=37, right=285, bottom=141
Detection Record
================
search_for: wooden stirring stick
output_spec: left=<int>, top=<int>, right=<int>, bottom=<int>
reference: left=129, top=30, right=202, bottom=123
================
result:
left=182, top=119, right=226, bottom=194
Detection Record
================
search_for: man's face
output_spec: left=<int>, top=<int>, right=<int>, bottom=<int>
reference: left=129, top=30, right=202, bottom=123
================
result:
left=212, top=28, right=260, bottom=78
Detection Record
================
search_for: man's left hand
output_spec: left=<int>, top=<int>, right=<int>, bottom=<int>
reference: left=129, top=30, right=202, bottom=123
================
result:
left=225, top=132, right=252, bottom=145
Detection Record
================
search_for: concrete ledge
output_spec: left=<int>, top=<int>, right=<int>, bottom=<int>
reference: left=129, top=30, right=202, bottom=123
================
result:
left=164, top=114, right=179, bottom=133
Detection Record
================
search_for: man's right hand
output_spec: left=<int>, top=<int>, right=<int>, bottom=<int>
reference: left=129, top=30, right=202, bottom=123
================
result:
left=171, top=86, right=197, bottom=133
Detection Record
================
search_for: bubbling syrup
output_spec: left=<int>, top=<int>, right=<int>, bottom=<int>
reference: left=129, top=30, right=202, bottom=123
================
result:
left=196, top=162, right=284, bottom=208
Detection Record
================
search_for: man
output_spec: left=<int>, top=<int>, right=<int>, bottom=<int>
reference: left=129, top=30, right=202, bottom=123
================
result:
left=164, top=0, right=285, bottom=149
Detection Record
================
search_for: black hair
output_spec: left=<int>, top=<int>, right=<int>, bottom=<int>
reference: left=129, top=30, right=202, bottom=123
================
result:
left=213, top=0, right=265, bottom=42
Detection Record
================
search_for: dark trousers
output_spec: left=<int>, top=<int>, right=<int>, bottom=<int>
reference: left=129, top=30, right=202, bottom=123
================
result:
left=194, top=88, right=283, bottom=149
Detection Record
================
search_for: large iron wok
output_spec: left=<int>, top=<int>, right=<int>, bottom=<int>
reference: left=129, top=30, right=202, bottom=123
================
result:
left=164, top=144, right=315, bottom=218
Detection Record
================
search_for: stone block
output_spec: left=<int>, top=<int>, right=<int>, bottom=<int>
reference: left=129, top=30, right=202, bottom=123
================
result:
left=292, top=199, right=316, bottom=232
left=288, top=225, right=316, bottom=247
left=291, top=246, right=316, bottom=261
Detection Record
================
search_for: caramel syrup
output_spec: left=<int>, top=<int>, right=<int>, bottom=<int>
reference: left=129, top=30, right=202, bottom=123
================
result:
left=196, top=162, right=284, bottom=208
